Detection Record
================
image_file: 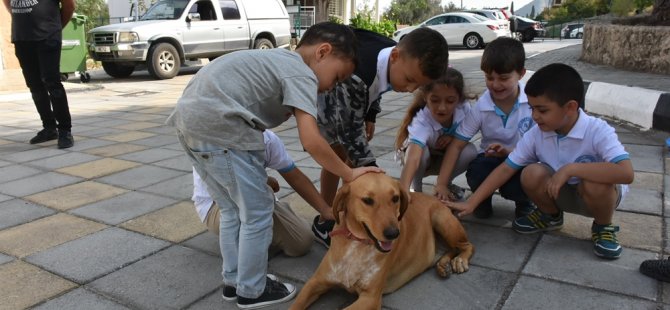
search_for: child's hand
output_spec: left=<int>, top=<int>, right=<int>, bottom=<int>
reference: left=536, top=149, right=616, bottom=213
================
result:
left=318, top=208, right=336, bottom=222
left=434, top=185, right=453, bottom=202
left=365, top=121, right=375, bottom=141
left=444, top=200, right=475, bottom=218
left=435, top=135, right=453, bottom=150
left=266, top=176, right=280, bottom=193
left=484, top=143, right=508, bottom=158
left=547, top=166, right=570, bottom=199
left=345, top=167, right=385, bottom=183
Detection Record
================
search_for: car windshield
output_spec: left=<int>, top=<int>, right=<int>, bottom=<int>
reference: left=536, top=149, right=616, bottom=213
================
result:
left=141, top=0, right=189, bottom=20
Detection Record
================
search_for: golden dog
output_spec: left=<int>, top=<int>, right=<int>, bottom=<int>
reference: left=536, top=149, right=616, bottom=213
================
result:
left=290, top=173, right=474, bottom=310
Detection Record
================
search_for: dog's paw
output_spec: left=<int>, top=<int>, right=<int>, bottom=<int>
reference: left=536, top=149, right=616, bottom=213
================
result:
left=451, top=256, right=470, bottom=274
left=436, top=260, right=452, bottom=278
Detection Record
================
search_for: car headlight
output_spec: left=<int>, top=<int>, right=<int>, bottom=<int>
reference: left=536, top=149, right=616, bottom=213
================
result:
left=117, top=32, right=139, bottom=43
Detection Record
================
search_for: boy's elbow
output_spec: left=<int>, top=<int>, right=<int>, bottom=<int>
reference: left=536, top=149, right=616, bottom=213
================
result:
left=622, top=170, right=634, bottom=184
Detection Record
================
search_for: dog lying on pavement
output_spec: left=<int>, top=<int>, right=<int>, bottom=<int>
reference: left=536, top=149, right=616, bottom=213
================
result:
left=290, top=173, right=474, bottom=310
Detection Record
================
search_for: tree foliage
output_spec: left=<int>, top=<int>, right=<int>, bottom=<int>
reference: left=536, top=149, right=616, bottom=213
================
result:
left=536, top=0, right=608, bottom=24
left=384, top=0, right=443, bottom=25
left=76, top=0, right=110, bottom=30
left=611, top=0, right=635, bottom=16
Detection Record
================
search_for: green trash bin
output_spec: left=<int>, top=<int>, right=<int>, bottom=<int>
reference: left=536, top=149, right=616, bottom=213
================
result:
left=60, top=13, right=91, bottom=83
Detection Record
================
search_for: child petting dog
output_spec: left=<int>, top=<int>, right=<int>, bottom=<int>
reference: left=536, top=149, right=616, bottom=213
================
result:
left=447, top=63, right=634, bottom=259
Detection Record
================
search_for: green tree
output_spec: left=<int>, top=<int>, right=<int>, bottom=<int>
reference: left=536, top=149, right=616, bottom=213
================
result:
left=442, top=1, right=459, bottom=12
left=530, top=5, right=535, bottom=18
left=611, top=0, right=635, bottom=16
left=634, top=0, right=654, bottom=11
left=76, top=0, right=110, bottom=30
left=384, top=0, right=442, bottom=25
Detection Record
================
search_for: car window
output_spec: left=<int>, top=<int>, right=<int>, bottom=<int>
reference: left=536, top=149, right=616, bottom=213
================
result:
left=219, top=0, right=241, bottom=20
left=452, top=16, right=469, bottom=23
left=141, top=0, right=189, bottom=20
left=425, top=16, right=447, bottom=26
left=471, top=14, right=489, bottom=22
left=189, top=0, right=217, bottom=20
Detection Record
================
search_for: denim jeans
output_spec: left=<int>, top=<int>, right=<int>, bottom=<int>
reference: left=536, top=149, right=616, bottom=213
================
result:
left=14, top=39, right=71, bottom=131
left=178, top=132, right=274, bottom=298
left=465, top=153, right=529, bottom=208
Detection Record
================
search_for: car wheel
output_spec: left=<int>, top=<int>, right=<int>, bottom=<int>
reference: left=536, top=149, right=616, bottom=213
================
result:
left=254, top=38, right=274, bottom=49
left=577, top=32, right=583, bottom=39
left=514, top=32, right=523, bottom=41
left=60, top=73, right=69, bottom=81
left=147, top=43, right=181, bottom=80
left=464, top=33, right=482, bottom=49
left=101, top=61, right=135, bottom=78
left=523, top=30, right=535, bottom=42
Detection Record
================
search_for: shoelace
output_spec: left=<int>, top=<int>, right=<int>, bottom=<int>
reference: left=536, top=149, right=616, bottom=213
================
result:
left=592, top=226, right=619, bottom=243
left=526, top=210, right=549, bottom=228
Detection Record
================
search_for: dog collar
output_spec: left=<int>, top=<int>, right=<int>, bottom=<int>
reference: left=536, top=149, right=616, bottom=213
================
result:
left=329, top=227, right=373, bottom=245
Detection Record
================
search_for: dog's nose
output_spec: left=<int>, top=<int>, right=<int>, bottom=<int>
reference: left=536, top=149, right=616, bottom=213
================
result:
left=383, top=227, right=399, bottom=240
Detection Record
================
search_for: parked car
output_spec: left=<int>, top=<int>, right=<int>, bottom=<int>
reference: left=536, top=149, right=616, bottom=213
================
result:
left=87, top=0, right=291, bottom=80
left=509, top=16, right=546, bottom=42
left=561, top=23, right=584, bottom=39
left=464, top=9, right=510, bottom=31
left=392, top=12, right=510, bottom=49
left=570, top=27, right=584, bottom=38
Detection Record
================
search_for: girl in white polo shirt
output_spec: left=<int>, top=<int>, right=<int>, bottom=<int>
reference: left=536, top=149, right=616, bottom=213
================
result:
left=395, top=68, right=477, bottom=197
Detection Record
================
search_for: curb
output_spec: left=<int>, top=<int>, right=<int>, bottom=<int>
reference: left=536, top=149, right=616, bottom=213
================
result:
left=584, top=81, right=670, bottom=132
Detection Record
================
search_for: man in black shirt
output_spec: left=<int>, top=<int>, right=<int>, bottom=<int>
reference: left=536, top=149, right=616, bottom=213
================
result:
left=3, top=0, right=75, bottom=148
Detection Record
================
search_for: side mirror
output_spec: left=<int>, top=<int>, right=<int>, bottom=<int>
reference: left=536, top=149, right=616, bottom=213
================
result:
left=186, top=12, right=201, bottom=22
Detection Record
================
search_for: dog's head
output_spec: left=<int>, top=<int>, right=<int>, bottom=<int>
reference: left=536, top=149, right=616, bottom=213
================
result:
left=332, top=173, right=409, bottom=253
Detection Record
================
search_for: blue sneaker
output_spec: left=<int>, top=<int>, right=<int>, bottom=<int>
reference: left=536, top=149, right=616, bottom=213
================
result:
left=591, top=223, right=622, bottom=259
left=514, top=201, right=536, bottom=218
left=513, top=209, right=563, bottom=234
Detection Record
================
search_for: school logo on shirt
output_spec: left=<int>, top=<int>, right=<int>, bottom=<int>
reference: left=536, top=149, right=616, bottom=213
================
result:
left=517, top=117, right=534, bottom=136
left=574, top=155, right=597, bottom=163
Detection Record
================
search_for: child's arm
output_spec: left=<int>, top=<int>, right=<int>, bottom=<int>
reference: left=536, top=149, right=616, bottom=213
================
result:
left=484, top=143, right=511, bottom=158
left=399, top=143, right=424, bottom=193
left=434, top=138, right=469, bottom=201
left=546, top=160, right=634, bottom=199
left=294, top=109, right=383, bottom=182
left=280, top=168, right=335, bottom=221
left=446, top=163, right=518, bottom=217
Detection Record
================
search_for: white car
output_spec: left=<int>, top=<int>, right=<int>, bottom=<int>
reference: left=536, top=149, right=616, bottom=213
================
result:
left=392, top=12, right=510, bottom=49
left=570, top=27, right=584, bottom=39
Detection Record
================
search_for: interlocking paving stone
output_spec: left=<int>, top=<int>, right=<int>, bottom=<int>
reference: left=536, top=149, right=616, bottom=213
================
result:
left=269, top=244, right=328, bottom=283
left=2, top=147, right=68, bottom=163
left=502, top=275, right=657, bottom=309
left=462, top=222, right=539, bottom=272
left=152, top=155, right=192, bottom=172
left=116, top=148, right=183, bottom=164
left=25, top=181, right=128, bottom=211
left=631, top=171, right=663, bottom=192
left=32, top=287, right=131, bottom=310
left=79, top=127, right=127, bottom=138
left=83, top=143, right=148, bottom=157
left=87, top=245, right=221, bottom=310
left=0, top=199, right=55, bottom=230
left=113, top=121, right=161, bottom=131
left=0, top=252, right=13, bottom=265
left=523, top=234, right=657, bottom=300
left=626, top=144, right=663, bottom=174
left=64, top=138, right=117, bottom=152
left=96, top=165, right=185, bottom=190
left=26, top=152, right=101, bottom=170
left=56, top=158, right=141, bottom=179
left=128, top=134, right=178, bottom=147
left=0, top=261, right=77, bottom=309
left=181, top=232, right=220, bottom=257
left=618, top=187, right=663, bottom=215
left=0, top=142, right=39, bottom=155
left=26, top=227, right=170, bottom=283
left=100, top=131, right=156, bottom=143
left=71, top=191, right=176, bottom=225
left=0, top=213, right=107, bottom=257
left=0, top=164, right=43, bottom=183
left=0, top=172, right=82, bottom=197
left=140, top=173, right=193, bottom=200
left=120, top=202, right=206, bottom=243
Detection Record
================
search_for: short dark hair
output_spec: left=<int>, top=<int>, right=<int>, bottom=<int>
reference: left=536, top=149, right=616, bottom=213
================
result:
left=525, top=63, right=584, bottom=108
left=480, top=37, right=525, bottom=74
left=297, top=22, right=358, bottom=63
left=397, top=27, right=449, bottom=79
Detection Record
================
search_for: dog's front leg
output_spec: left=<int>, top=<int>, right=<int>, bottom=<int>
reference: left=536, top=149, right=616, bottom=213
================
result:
left=289, top=276, right=333, bottom=310
left=344, top=288, right=383, bottom=310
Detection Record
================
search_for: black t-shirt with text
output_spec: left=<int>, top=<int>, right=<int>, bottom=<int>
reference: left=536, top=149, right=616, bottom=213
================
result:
left=10, top=0, right=62, bottom=42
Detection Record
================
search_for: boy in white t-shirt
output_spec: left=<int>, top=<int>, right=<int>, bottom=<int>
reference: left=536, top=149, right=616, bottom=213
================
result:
left=192, top=130, right=332, bottom=258
left=447, top=63, right=634, bottom=259
left=435, top=37, right=535, bottom=219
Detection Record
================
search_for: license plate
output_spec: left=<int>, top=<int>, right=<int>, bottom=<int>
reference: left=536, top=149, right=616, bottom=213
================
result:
left=95, top=46, right=111, bottom=53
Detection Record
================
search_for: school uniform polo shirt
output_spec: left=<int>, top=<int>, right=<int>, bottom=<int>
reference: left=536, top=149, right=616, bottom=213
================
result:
left=506, top=109, right=630, bottom=187
left=455, top=82, right=534, bottom=153
left=407, top=104, right=470, bottom=149
left=191, top=130, right=295, bottom=221
left=368, top=47, right=394, bottom=105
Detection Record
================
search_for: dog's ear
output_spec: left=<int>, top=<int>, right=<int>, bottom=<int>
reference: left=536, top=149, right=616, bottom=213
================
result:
left=332, top=183, right=350, bottom=225
left=398, top=186, right=409, bottom=221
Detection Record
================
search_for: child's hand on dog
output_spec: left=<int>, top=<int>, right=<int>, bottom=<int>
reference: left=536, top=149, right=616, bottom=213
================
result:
left=346, top=167, right=385, bottom=183
left=444, top=201, right=475, bottom=218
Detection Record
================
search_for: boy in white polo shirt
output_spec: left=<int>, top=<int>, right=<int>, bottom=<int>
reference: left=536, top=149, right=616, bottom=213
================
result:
left=447, top=63, right=634, bottom=259
left=192, top=130, right=333, bottom=258
left=435, top=37, right=535, bottom=219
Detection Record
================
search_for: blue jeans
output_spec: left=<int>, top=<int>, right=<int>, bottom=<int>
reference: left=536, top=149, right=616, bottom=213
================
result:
left=14, top=39, right=71, bottom=131
left=465, top=153, right=529, bottom=208
left=178, top=132, right=273, bottom=298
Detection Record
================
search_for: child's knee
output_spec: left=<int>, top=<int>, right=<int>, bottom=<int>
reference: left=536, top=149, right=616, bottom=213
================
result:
left=580, top=181, right=616, bottom=200
left=521, top=164, right=551, bottom=190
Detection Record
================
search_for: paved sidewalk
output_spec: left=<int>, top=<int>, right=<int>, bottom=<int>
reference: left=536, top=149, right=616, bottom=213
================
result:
left=0, top=45, right=668, bottom=309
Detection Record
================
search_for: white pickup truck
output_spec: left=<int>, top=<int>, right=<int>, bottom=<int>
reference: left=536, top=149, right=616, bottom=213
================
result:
left=87, top=0, right=291, bottom=79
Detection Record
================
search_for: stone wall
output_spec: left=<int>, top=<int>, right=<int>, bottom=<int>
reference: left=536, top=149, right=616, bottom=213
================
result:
left=582, top=24, right=670, bottom=75
left=0, top=8, right=20, bottom=70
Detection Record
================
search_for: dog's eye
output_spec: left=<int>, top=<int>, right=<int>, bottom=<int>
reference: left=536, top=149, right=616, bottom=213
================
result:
left=362, top=197, right=374, bottom=205
left=392, top=195, right=400, bottom=203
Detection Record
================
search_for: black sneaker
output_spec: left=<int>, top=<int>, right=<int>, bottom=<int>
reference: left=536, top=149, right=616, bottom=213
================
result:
left=57, top=130, right=74, bottom=149
left=447, top=183, right=465, bottom=201
left=223, top=274, right=277, bottom=302
left=514, top=201, right=536, bottom=218
left=29, top=128, right=58, bottom=144
left=640, top=257, right=670, bottom=282
left=236, top=275, right=296, bottom=309
left=312, top=215, right=334, bottom=248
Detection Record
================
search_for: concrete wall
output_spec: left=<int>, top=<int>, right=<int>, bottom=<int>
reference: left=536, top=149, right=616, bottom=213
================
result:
left=0, top=7, right=20, bottom=70
left=582, top=23, right=670, bottom=75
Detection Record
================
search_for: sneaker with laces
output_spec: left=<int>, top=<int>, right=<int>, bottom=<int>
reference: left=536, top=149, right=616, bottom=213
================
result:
left=640, top=257, right=670, bottom=282
left=223, top=274, right=277, bottom=301
left=236, top=275, right=296, bottom=309
left=591, top=223, right=622, bottom=259
left=447, top=183, right=465, bottom=201
left=514, top=201, right=536, bottom=218
left=513, top=209, right=563, bottom=234
left=29, top=128, right=58, bottom=144
left=312, top=215, right=334, bottom=248
left=57, top=130, right=74, bottom=149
